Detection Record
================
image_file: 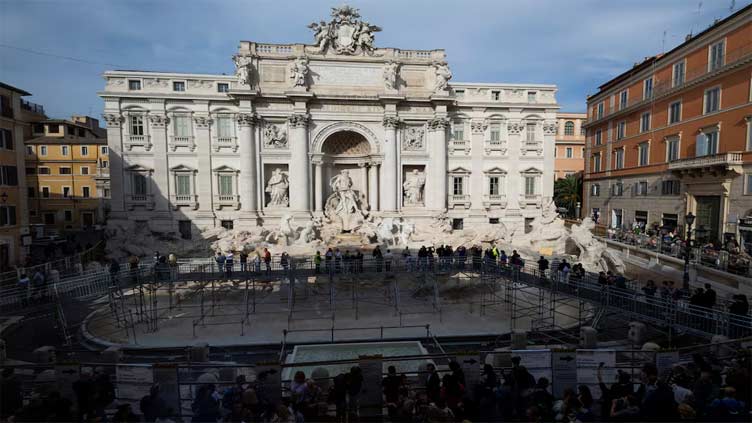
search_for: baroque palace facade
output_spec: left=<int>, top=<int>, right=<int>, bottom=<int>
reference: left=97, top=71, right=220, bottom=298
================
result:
left=100, top=6, right=558, bottom=237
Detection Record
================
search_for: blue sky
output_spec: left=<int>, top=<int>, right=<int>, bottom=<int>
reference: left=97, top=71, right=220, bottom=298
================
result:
left=1, top=0, right=749, bottom=118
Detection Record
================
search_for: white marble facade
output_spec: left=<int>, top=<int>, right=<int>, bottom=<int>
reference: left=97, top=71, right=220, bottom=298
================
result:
left=99, top=6, right=558, bottom=235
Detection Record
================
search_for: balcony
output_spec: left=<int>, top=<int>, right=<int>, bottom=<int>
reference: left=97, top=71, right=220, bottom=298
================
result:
left=20, top=99, right=45, bottom=115
left=169, top=135, right=195, bottom=152
left=519, top=194, right=542, bottom=209
left=668, top=151, right=744, bottom=176
left=125, top=134, right=152, bottom=151
left=0, top=106, right=13, bottom=119
left=448, top=194, right=471, bottom=209
left=521, top=140, right=543, bottom=156
left=214, top=194, right=240, bottom=210
left=95, top=168, right=110, bottom=178
left=126, top=194, right=155, bottom=210
left=449, top=139, right=471, bottom=156
left=484, top=139, right=507, bottom=156
left=483, top=194, right=507, bottom=209
left=212, top=136, right=238, bottom=152
left=171, top=194, right=198, bottom=210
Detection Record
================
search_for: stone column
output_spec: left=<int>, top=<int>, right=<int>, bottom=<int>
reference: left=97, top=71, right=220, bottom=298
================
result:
left=381, top=116, right=400, bottom=212
left=313, top=157, right=324, bottom=213
left=427, top=117, right=449, bottom=211
left=194, top=115, right=214, bottom=215
left=288, top=114, right=310, bottom=212
left=358, top=161, right=368, bottom=200
left=102, top=113, right=125, bottom=218
left=147, top=112, right=169, bottom=212
left=369, top=161, right=380, bottom=212
left=237, top=113, right=259, bottom=212
left=469, top=120, right=487, bottom=214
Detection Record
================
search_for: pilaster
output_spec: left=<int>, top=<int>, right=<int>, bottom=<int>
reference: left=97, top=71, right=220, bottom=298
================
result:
left=237, top=113, right=259, bottom=214
left=288, top=113, right=310, bottom=212
left=380, top=116, right=400, bottom=212
left=102, top=113, right=126, bottom=218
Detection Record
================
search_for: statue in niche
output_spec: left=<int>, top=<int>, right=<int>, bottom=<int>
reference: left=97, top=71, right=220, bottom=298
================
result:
left=433, top=61, right=452, bottom=92
left=233, top=55, right=252, bottom=86
left=265, top=168, right=289, bottom=207
left=403, top=169, right=426, bottom=206
left=289, top=56, right=309, bottom=88
left=324, top=170, right=365, bottom=232
left=383, top=61, right=399, bottom=90
left=263, top=123, right=287, bottom=148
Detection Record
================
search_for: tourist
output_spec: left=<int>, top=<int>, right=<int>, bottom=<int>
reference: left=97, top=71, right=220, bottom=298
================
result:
left=510, top=250, right=523, bottom=281
left=427, top=246, right=435, bottom=270
left=382, top=366, right=403, bottom=420
left=373, top=245, right=383, bottom=272
left=418, top=245, right=427, bottom=271
left=0, top=368, right=22, bottom=419
left=528, top=377, right=554, bottom=421
left=347, top=366, right=363, bottom=419
left=384, top=248, right=393, bottom=272
left=17, top=273, right=30, bottom=307
left=334, top=248, right=342, bottom=273
left=343, top=250, right=352, bottom=273
left=215, top=251, right=226, bottom=276
left=457, top=245, right=467, bottom=269
left=356, top=249, right=364, bottom=273
left=280, top=252, right=289, bottom=271
left=31, top=270, right=46, bottom=303
left=703, top=283, right=717, bottom=308
left=140, top=383, right=167, bottom=422
left=263, top=248, right=272, bottom=274
left=253, top=251, right=262, bottom=274
left=537, top=255, right=549, bottom=280
left=240, top=250, right=248, bottom=273
left=425, top=363, right=441, bottom=404
left=192, top=384, right=221, bottom=423
left=225, top=251, right=234, bottom=279
left=499, top=249, right=508, bottom=267
left=478, top=364, right=498, bottom=411
left=314, top=250, right=321, bottom=274
left=402, top=247, right=413, bottom=271
left=112, top=403, right=139, bottom=423
left=325, top=248, right=333, bottom=274
left=557, top=259, right=571, bottom=284
left=637, top=363, right=678, bottom=421
left=290, top=371, right=307, bottom=404
left=642, top=279, right=657, bottom=299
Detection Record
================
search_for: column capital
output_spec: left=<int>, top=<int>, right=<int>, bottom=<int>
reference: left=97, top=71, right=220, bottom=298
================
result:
left=311, top=154, right=324, bottom=166
left=288, top=113, right=310, bottom=128
left=471, top=120, right=488, bottom=134
left=427, top=117, right=450, bottom=132
left=382, top=116, right=402, bottom=129
left=236, top=112, right=259, bottom=127
left=102, top=113, right=124, bottom=128
left=193, top=116, right=213, bottom=128
left=369, top=159, right=382, bottom=167
left=148, top=114, right=170, bottom=128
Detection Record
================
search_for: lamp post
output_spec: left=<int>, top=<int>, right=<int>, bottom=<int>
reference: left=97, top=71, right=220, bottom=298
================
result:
left=683, top=212, right=695, bottom=291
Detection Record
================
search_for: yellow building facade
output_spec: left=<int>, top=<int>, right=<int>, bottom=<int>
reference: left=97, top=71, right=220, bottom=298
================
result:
left=26, top=117, right=110, bottom=231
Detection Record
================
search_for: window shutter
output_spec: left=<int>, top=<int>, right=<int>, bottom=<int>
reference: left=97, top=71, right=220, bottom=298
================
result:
left=696, top=132, right=707, bottom=157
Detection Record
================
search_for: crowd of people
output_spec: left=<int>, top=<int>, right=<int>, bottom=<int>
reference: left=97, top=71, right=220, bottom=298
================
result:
left=2, top=349, right=750, bottom=422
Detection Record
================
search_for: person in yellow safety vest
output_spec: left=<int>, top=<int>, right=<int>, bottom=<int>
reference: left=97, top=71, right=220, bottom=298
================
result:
left=491, top=246, right=500, bottom=261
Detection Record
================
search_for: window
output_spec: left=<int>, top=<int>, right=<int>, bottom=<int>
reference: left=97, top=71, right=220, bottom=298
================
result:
left=128, top=80, right=141, bottom=90
left=696, top=130, right=719, bottom=157
left=104, top=188, right=111, bottom=198
left=704, top=87, right=720, bottom=114
left=669, top=101, right=681, bottom=124
left=25, top=145, right=33, bottom=155
left=524, top=176, right=536, bottom=195
left=491, top=90, right=500, bottom=101
left=221, top=220, right=234, bottom=230
left=38, top=167, right=50, bottom=175
left=452, top=218, right=464, bottom=230
left=61, top=145, right=69, bottom=155
left=25, top=167, right=35, bottom=175
left=595, top=129, right=602, bottom=145
left=666, top=137, right=680, bottom=161
left=566, top=147, right=573, bottom=158
left=489, top=218, right=500, bottom=224
left=527, top=91, right=536, bottom=102
left=0, top=206, right=16, bottom=226
left=44, top=212, right=54, bottom=225
left=132, top=174, right=148, bottom=195
left=82, top=186, right=90, bottom=198
left=635, top=210, right=648, bottom=225
left=612, top=182, right=623, bottom=196
left=596, top=102, right=604, bottom=119
left=175, top=174, right=191, bottom=196
left=451, top=123, right=464, bottom=141
left=81, top=146, right=88, bottom=156
left=64, top=210, right=72, bottom=222
left=100, top=160, right=109, bottom=168
left=101, top=146, right=109, bottom=155
left=489, top=176, right=500, bottom=195
left=218, top=174, right=233, bottom=196
left=59, top=167, right=71, bottom=175
left=636, top=181, right=649, bottom=196
left=489, top=123, right=501, bottom=141
left=591, top=184, right=600, bottom=197
left=643, top=77, right=653, bottom=99
left=33, top=124, right=44, bottom=134
left=746, top=174, right=752, bottom=195
left=47, top=124, right=60, bottom=134
left=581, top=127, right=586, bottom=136
left=673, top=61, right=685, bottom=87
left=526, top=123, right=536, bottom=142
left=455, top=90, right=464, bottom=99
left=0, top=166, right=18, bottom=186
left=41, top=187, right=50, bottom=198
left=640, top=112, right=651, bottom=132
left=617, top=121, right=626, bottom=140
left=452, top=176, right=464, bottom=195
left=173, top=81, right=185, bottom=92
left=80, top=166, right=89, bottom=175
left=0, top=128, right=13, bottom=150
left=130, top=115, right=144, bottom=136
left=619, top=90, right=628, bottom=109
left=217, top=83, right=229, bottom=93
left=709, top=40, right=725, bottom=71
left=67, top=125, right=75, bottom=135
left=77, top=128, right=85, bottom=137
left=614, top=148, right=624, bottom=169
left=63, top=186, right=71, bottom=198
left=638, top=142, right=649, bottom=166
left=216, top=116, right=234, bottom=138
left=661, top=180, right=681, bottom=195
left=592, top=153, right=602, bottom=172
left=564, top=121, right=575, bottom=136
left=40, top=146, right=47, bottom=156
left=662, top=213, right=679, bottom=231
left=27, top=187, right=35, bottom=198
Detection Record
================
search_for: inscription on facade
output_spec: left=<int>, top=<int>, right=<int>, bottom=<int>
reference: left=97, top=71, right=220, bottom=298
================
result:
left=261, top=65, right=286, bottom=82
left=310, top=64, right=381, bottom=86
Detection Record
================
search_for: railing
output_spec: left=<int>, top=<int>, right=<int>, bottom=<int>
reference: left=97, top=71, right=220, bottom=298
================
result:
left=396, top=49, right=435, bottom=60
left=217, top=194, right=236, bottom=202
left=20, top=99, right=44, bottom=115
left=130, top=194, right=149, bottom=202
left=257, top=44, right=293, bottom=54
left=667, top=151, right=743, bottom=170
left=127, top=134, right=147, bottom=143
left=216, top=136, right=234, bottom=143
left=174, top=194, right=193, bottom=202
left=588, top=41, right=752, bottom=124
left=172, top=135, right=192, bottom=143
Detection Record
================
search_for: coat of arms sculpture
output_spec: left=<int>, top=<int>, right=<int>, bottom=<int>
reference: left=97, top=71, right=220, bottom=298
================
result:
left=307, top=5, right=381, bottom=55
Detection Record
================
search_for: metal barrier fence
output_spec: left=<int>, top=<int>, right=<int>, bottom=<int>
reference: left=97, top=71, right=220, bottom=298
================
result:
left=0, top=240, right=106, bottom=288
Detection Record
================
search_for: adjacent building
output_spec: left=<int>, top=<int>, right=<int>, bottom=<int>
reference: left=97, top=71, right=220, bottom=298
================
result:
left=0, top=82, right=46, bottom=269
left=583, top=4, right=752, bottom=246
left=25, top=116, right=110, bottom=231
left=554, top=112, right=586, bottom=179
left=99, top=6, right=558, bottom=239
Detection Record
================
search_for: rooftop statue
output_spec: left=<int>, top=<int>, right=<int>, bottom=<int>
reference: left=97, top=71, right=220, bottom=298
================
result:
left=308, top=5, right=381, bottom=55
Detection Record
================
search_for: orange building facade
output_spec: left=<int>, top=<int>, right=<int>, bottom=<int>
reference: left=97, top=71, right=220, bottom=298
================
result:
left=554, top=112, right=586, bottom=180
left=583, top=5, right=752, bottom=247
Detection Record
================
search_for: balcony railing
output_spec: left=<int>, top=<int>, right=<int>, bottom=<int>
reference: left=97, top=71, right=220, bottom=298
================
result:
left=171, top=194, right=198, bottom=210
left=125, top=134, right=151, bottom=151
left=169, top=135, right=195, bottom=151
left=668, top=151, right=743, bottom=171
left=214, top=194, right=240, bottom=210
left=20, top=99, right=45, bottom=115
left=484, top=139, right=507, bottom=155
left=448, top=194, right=471, bottom=209
left=126, top=193, right=155, bottom=210
left=212, top=136, right=238, bottom=152
left=519, top=193, right=542, bottom=209
left=1, top=106, right=13, bottom=119
left=483, top=194, right=507, bottom=208
left=587, top=41, right=752, bottom=125
left=449, top=139, right=470, bottom=155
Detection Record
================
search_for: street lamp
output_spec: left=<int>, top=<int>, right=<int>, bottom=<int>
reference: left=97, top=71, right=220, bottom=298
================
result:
left=683, top=212, right=695, bottom=291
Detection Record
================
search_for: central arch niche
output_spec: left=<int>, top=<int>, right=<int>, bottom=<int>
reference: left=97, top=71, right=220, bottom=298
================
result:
left=321, top=131, right=372, bottom=157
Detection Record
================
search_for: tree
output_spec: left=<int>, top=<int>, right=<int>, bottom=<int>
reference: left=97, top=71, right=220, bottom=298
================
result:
left=554, top=174, right=582, bottom=218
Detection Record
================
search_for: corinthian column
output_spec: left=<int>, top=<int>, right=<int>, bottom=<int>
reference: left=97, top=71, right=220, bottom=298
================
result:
left=381, top=116, right=400, bottom=212
left=369, top=161, right=380, bottom=212
left=288, top=113, right=310, bottom=212
left=427, top=117, right=449, bottom=211
left=236, top=113, right=259, bottom=212
left=312, top=156, right=323, bottom=213
left=102, top=113, right=125, bottom=218
left=147, top=113, right=170, bottom=212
